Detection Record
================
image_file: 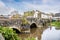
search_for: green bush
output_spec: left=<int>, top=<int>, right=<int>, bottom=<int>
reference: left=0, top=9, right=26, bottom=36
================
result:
left=0, top=26, right=36, bottom=40
left=0, top=26, right=21, bottom=40
left=51, top=21, right=60, bottom=27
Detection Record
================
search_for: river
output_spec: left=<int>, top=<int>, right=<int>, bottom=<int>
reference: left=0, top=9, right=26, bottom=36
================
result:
left=18, top=27, right=60, bottom=40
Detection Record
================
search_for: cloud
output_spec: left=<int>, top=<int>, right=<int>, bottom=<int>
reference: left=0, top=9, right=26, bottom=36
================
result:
left=0, top=0, right=16, bottom=15
left=42, top=0, right=60, bottom=4
left=0, top=1, right=5, bottom=7
left=42, top=0, right=48, bottom=4
left=22, top=2, right=60, bottom=13
left=0, top=0, right=60, bottom=15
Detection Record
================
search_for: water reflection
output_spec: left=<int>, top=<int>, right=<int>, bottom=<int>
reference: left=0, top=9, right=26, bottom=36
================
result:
left=55, top=28, right=60, bottom=30
left=18, top=27, right=60, bottom=40
left=19, top=27, right=44, bottom=40
left=30, top=27, right=46, bottom=40
left=30, top=28, right=41, bottom=39
left=41, top=27, right=60, bottom=40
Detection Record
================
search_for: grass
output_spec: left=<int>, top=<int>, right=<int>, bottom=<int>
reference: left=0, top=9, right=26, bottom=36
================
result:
left=51, top=21, right=60, bottom=28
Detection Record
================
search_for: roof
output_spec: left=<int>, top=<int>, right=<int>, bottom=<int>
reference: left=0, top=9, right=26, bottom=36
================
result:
left=55, top=13, right=60, bottom=17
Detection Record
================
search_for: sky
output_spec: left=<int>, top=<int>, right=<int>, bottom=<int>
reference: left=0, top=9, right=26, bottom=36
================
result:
left=0, top=0, right=60, bottom=15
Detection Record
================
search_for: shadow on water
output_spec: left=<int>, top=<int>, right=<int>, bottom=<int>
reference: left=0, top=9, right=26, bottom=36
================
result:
left=18, top=25, right=60, bottom=40
left=30, top=27, right=47, bottom=40
left=18, top=26, right=48, bottom=40
left=30, top=28, right=37, bottom=34
left=55, top=27, right=60, bottom=30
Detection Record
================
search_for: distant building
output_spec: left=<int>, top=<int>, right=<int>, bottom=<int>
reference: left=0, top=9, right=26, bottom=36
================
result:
left=52, top=13, right=60, bottom=20
left=54, top=13, right=60, bottom=17
left=9, top=11, right=22, bottom=19
left=26, top=10, right=53, bottom=19
left=34, top=10, right=53, bottom=19
left=41, top=13, right=53, bottom=19
left=0, top=15, right=5, bottom=19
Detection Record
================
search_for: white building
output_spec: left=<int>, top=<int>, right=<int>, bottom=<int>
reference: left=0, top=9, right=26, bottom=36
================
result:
left=33, top=11, right=39, bottom=18
left=41, top=13, right=52, bottom=19
left=27, top=10, right=52, bottom=19
left=52, top=13, right=60, bottom=20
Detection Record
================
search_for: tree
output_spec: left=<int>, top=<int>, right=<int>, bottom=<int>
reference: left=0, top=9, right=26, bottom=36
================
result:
left=10, top=11, right=21, bottom=19
left=21, top=17, right=29, bottom=25
left=23, top=10, right=35, bottom=17
left=11, top=13, right=21, bottom=19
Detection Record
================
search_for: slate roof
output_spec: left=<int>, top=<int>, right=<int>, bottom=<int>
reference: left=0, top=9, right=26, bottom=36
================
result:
left=55, top=13, right=60, bottom=17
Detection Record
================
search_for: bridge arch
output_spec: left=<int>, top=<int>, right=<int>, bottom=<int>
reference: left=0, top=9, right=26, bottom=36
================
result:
left=30, top=23, right=37, bottom=29
left=12, top=28, right=21, bottom=33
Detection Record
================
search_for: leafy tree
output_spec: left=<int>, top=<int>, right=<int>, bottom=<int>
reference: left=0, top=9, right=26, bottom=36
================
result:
left=21, top=17, right=29, bottom=25
left=23, top=10, right=35, bottom=17
left=11, top=13, right=21, bottom=19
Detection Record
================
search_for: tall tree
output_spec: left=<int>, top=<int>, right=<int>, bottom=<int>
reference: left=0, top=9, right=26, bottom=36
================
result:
left=23, top=10, right=35, bottom=17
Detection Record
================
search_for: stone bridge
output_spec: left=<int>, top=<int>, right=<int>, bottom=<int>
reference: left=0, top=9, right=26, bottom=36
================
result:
left=26, top=18, right=45, bottom=28
left=28, top=20, right=41, bottom=28
left=0, top=18, right=49, bottom=33
left=0, top=19, right=23, bottom=33
left=9, top=25, right=21, bottom=33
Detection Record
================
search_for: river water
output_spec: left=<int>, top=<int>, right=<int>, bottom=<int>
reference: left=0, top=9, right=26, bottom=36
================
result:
left=19, top=27, right=60, bottom=40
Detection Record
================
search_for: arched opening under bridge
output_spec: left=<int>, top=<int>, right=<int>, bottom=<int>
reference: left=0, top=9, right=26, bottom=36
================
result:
left=12, top=28, right=21, bottom=33
left=30, top=23, right=37, bottom=29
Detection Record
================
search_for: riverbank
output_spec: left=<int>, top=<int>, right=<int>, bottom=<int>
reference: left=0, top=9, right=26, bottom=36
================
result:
left=51, top=21, right=60, bottom=28
left=0, top=26, right=36, bottom=40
